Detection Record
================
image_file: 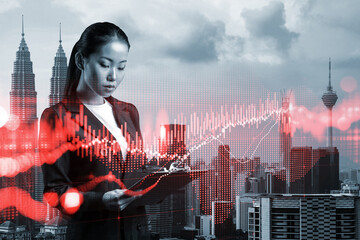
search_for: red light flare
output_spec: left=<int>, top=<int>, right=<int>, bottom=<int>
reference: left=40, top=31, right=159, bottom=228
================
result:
left=42, top=172, right=162, bottom=216
left=0, top=141, right=81, bottom=178
left=155, top=109, right=169, bottom=141
left=0, top=187, right=47, bottom=223
left=43, top=192, right=59, bottom=208
left=40, top=171, right=171, bottom=215
left=60, top=188, right=83, bottom=215
left=290, top=92, right=360, bottom=140
left=160, top=125, right=166, bottom=141
left=3, top=92, right=359, bottom=184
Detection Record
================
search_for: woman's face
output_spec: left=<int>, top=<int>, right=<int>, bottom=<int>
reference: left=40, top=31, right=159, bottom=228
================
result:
left=80, top=39, right=129, bottom=101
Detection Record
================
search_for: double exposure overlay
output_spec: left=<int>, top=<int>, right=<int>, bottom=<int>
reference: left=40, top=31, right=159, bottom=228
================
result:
left=1, top=3, right=360, bottom=240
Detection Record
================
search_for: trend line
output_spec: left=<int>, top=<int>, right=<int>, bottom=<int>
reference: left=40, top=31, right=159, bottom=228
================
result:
left=242, top=117, right=277, bottom=158
left=249, top=120, right=279, bottom=159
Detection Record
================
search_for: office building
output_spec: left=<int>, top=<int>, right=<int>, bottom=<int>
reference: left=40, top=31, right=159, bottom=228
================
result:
left=211, top=201, right=233, bottom=238
left=279, top=90, right=292, bottom=193
left=217, top=145, right=231, bottom=202
left=195, top=215, right=212, bottom=236
left=289, top=147, right=313, bottom=193
left=34, top=216, right=67, bottom=240
left=248, top=194, right=359, bottom=240
left=235, top=196, right=253, bottom=233
left=0, top=221, right=31, bottom=240
left=198, top=169, right=215, bottom=215
left=265, top=168, right=286, bottom=194
left=313, top=147, right=339, bottom=193
left=350, top=169, right=360, bottom=183
left=285, top=146, right=339, bottom=194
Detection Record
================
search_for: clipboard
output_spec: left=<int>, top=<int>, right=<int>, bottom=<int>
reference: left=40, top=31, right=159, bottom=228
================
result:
left=128, top=169, right=207, bottom=206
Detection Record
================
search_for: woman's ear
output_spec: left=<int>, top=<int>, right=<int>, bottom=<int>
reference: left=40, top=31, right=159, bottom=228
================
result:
left=75, top=52, right=84, bottom=70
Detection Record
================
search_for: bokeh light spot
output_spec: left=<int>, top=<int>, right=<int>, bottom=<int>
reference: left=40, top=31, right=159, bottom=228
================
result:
left=44, top=192, right=59, bottom=207
left=5, top=115, right=20, bottom=131
left=337, top=116, right=351, bottom=131
left=340, top=76, right=357, bottom=93
left=60, top=189, right=83, bottom=215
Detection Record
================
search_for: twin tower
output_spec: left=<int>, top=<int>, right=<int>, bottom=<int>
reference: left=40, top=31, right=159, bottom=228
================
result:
left=10, top=16, right=68, bottom=124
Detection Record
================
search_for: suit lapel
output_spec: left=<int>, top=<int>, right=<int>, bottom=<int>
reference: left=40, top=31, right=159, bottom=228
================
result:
left=62, top=97, right=113, bottom=141
left=106, top=96, right=137, bottom=145
left=106, top=97, right=140, bottom=177
left=62, top=96, right=137, bottom=144
left=61, top=97, right=126, bottom=176
left=61, top=97, right=138, bottom=176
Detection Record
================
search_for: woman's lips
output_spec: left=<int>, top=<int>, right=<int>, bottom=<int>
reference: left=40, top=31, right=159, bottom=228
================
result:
left=103, top=85, right=116, bottom=89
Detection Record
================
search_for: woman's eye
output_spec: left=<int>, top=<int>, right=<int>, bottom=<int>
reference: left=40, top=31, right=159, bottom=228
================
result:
left=100, top=63, right=109, bottom=68
left=118, top=67, right=125, bottom=71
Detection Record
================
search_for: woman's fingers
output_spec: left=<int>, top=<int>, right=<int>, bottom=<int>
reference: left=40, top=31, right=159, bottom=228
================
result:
left=103, top=189, right=141, bottom=211
left=114, top=189, right=126, bottom=200
left=118, top=196, right=137, bottom=211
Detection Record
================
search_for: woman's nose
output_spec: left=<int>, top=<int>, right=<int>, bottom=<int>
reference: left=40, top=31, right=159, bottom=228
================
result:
left=107, top=68, right=117, bottom=81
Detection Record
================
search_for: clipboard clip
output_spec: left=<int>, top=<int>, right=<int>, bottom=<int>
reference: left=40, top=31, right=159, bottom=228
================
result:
left=163, top=160, right=191, bottom=173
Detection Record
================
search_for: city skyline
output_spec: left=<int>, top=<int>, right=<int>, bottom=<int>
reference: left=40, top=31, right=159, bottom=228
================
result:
left=0, top=2, right=360, bottom=239
left=0, top=16, right=359, bottom=170
left=0, top=1, right=359, bottom=169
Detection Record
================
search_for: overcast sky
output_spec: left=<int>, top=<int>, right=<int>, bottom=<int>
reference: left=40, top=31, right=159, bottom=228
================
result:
left=0, top=0, right=359, bottom=167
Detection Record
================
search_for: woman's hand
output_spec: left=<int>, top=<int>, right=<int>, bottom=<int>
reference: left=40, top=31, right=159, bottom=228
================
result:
left=102, top=189, right=140, bottom=211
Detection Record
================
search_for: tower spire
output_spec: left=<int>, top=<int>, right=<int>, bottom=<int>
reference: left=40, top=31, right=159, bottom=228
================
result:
left=59, top=22, right=62, bottom=44
left=328, top=57, right=332, bottom=90
left=22, top=14, right=24, bottom=37
left=322, top=58, right=338, bottom=148
left=50, top=22, right=68, bottom=106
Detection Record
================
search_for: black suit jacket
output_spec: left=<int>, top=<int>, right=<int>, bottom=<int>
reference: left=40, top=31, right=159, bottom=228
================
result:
left=40, top=96, right=150, bottom=240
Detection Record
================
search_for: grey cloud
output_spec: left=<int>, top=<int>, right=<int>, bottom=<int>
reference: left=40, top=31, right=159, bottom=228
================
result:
left=337, top=57, right=360, bottom=69
left=306, top=0, right=360, bottom=34
left=166, top=14, right=225, bottom=62
left=242, top=1, right=299, bottom=53
left=113, top=15, right=142, bottom=43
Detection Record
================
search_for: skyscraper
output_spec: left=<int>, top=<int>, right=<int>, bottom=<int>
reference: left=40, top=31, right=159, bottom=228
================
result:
left=289, top=147, right=313, bottom=194
left=10, top=15, right=37, bottom=124
left=217, top=145, right=231, bottom=202
left=2, top=15, right=38, bottom=231
left=206, top=145, right=233, bottom=238
left=42, top=24, right=67, bottom=222
left=211, top=201, right=233, bottom=238
left=287, top=146, right=339, bottom=194
left=279, top=90, right=292, bottom=193
left=313, top=147, right=339, bottom=193
left=248, top=194, right=359, bottom=240
left=49, top=23, right=67, bottom=107
left=322, top=58, right=338, bottom=148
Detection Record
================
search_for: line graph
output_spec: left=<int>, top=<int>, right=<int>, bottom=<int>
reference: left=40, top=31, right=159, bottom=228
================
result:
left=1, top=92, right=359, bottom=221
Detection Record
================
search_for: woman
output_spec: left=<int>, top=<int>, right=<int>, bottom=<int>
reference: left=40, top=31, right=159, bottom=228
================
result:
left=40, top=22, right=150, bottom=240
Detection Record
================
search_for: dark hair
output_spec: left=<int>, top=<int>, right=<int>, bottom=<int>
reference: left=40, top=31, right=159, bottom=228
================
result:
left=63, top=22, right=130, bottom=98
